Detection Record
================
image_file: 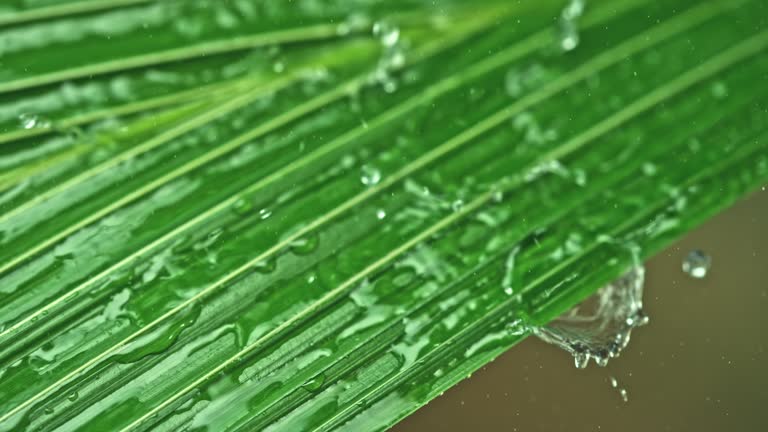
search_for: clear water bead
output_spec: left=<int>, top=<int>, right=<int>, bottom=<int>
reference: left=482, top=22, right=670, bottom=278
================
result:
left=360, top=165, right=381, bottom=186
left=682, top=249, right=711, bottom=279
left=373, top=21, right=400, bottom=47
left=19, top=113, right=51, bottom=129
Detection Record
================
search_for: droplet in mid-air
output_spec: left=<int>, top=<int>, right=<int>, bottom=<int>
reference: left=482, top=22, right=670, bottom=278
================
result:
left=682, top=249, right=711, bottom=279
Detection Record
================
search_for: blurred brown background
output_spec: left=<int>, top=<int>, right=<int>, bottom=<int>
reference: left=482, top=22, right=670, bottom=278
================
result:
left=395, top=188, right=768, bottom=432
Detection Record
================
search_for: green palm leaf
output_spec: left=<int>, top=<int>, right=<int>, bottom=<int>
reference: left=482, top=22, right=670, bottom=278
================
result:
left=0, top=0, right=766, bottom=430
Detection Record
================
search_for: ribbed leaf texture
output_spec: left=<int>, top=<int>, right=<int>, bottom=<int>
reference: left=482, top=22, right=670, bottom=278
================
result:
left=0, top=0, right=766, bottom=430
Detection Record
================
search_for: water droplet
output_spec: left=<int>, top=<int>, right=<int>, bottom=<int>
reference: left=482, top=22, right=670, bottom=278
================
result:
left=360, top=165, right=381, bottom=186
left=19, top=113, right=51, bottom=130
left=337, top=14, right=370, bottom=36
left=451, top=200, right=464, bottom=212
left=258, top=208, right=272, bottom=220
left=376, top=209, right=387, bottom=220
left=558, top=0, right=586, bottom=52
left=609, top=377, right=629, bottom=402
left=232, top=197, right=253, bottom=215
left=289, top=234, right=318, bottom=255
left=44, top=407, right=54, bottom=415
left=642, top=162, right=658, bottom=176
left=301, top=374, right=326, bottom=392
left=560, top=29, right=579, bottom=51
left=67, top=391, right=79, bottom=402
left=373, top=21, right=400, bottom=47
left=253, top=258, right=276, bottom=274
left=273, top=61, right=285, bottom=73
left=710, top=81, right=728, bottom=99
left=682, top=249, right=710, bottom=279
left=574, top=352, right=589, bottom=369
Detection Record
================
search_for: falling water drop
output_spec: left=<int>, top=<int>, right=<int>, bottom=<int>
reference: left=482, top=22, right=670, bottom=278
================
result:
left=682, top=249, right=711, bottom=279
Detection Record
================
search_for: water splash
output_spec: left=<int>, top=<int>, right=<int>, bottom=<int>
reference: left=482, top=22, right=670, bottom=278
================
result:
left=533, top=266, right=648, bottom=368
left=682, top=249, right=711, bottom=279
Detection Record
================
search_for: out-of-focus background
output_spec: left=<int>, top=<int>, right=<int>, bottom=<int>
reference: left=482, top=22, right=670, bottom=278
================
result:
left=395, top=188, right=767, bottom=431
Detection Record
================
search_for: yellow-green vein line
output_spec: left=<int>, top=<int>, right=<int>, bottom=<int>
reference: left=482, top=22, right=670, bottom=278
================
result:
left=0, top=0, right=154, bottom=27
left=0, top=24, right=345, bottom=95
left=0, top=74, right=258, bottom=147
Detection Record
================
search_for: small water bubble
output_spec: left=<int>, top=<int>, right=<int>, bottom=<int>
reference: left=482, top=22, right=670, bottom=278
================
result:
left=376, top=209, right=387, bottom=220
left=561, top=0, right=586, bottom=20
left=573, top=169, right=587, bottom=186
left=373, top=21, right=400, bottom=47
left=19, top=113, right=51, bottom=130
left=620, top=388, right=629, bottom=402
left=337, top=14, right=370, bottom=36
left=558, top=0, right=586, bottom=52
left=273, top=61, right=285, bottom=73
left=451, top=200, right=464, bottom=212
left=67, top=391, right=79, bottom=402
left=682, top=249, right=710, bottom=279
left=382, top=77, right=398, bottom=93
left=560, top=28, right=580, bottom=52
left=642, top=162, right=658, bottom=176
left=258, top=208, right=272, bottom=220
left=360, top=165, right=381, bottom=186
left=710, top=81, right=728, bottom=99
